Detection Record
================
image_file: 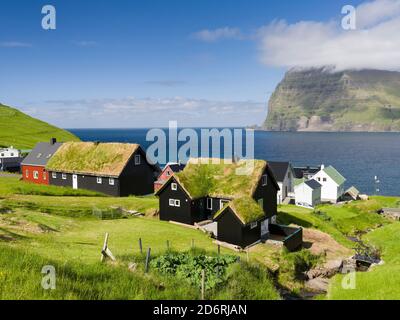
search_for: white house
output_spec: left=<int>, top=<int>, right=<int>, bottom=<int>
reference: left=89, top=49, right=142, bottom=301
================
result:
left=312, top=165, right=346, bottom=203
left=0, top=147, right=22, bottom=172
left=294, top=179, right=322, bottom=208
left=269, top=161, right=295, bottom=204
left=0, top=147, right=21, bottom=158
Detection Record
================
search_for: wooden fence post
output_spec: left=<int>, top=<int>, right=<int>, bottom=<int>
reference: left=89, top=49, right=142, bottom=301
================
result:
left=100, top=233, right=116, bottom=262
left=201, top=269, right=205, bottom=300
left=145, top=248, right=151, bottom=273
left=139, top=238, right=143, bottom=254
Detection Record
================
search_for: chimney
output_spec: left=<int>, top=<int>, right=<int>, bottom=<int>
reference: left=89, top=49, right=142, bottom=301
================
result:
left=50, top=138, right=57, bottom=145
left=321, top=164, right=325, bottom=170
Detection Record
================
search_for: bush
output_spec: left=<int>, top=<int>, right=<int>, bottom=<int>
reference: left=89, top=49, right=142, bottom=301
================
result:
left=277, top=249, right=322, bottom=281
left=150, top=250, right=237, bottom=289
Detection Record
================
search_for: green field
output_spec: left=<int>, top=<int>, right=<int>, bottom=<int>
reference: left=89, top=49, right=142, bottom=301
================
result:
left=0, top=104, right=79, bottom=149
left=0, top=176, right=399, bottom=300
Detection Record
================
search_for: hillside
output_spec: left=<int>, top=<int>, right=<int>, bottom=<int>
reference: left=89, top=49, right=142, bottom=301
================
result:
left=0, top=103, right=79, bottom=149
left=263, top=68, right=400, bottom=132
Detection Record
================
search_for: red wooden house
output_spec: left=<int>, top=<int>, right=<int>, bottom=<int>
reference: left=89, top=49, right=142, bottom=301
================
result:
left=154, top=162, right=186, bottom=192
left=21, top=138, right=62, bottom=185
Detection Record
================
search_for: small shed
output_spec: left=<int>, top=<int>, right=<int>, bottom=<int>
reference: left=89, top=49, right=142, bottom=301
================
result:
left=214, top=197, right=268, bottom=248
left=343, top=186, right=360, bottom=201
left=295, top=179, right=322, bottom=208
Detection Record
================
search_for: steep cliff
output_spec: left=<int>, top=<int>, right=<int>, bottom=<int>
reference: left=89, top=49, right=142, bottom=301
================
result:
left=263, top=68, right=400, bottom=131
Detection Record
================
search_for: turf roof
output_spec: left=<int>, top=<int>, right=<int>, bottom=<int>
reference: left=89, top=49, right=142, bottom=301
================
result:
left=214, top=196, right=265, bottom=225
left=175, top=158, right=268, bottom=199
left=46, top=142, right=140, bottom=177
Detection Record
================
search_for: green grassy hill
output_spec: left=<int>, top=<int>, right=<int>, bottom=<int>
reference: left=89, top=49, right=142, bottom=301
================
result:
left=0, top=103, right=80, bottom=149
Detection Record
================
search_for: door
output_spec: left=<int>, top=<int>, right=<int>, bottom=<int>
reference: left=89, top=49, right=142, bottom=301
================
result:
left=72, top=174, right=78, bottom=189
left=261, top=219, right=269, bottom=237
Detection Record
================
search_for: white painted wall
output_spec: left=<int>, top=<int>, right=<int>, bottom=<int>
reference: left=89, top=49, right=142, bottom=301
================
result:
left=295, top=183, right=321, bottom=208
left=312, top=170, right=344, bottom=203
left=0, top=148, right=20, bottom=158
left=276, top=167, right=294, bottom=204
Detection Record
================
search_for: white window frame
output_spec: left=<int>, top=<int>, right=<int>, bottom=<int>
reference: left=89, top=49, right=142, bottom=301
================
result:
left=109, top=178, right=115, bottom=186
left=169, top=199, right=175, bottom=207
left=250, top=222, right=258, bottom=229
left=262, top=175, right=268, bottom=186
left=43, top=171, right=47, bottom=180
left=171, top=183, right=178, bottom=191
left=25, top=169, right=29, bottom=178
left=52, top=172, right=57, bottom=179
left=135, top=154, right=141, bottom=165
left=62, top=173, right=67, bottom=180
left=174, top=200, right=181, bottom=207
left=97, top=177, right=102, bottom=184
left=33, top=171, right=39, bottom=180
left=207, top=198, right=213, bottom=210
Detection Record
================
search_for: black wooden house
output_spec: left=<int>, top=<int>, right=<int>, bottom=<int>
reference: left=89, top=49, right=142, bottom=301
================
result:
left=46, top=142, right=160, bottom=196
left=155, top=158, right=295, bottom=248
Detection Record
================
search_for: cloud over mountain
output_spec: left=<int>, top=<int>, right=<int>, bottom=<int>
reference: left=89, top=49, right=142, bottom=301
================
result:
left=257, top=0, right=400, bottom=71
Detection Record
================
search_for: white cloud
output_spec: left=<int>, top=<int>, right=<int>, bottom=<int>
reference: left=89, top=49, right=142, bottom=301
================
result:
left=192, top=27, right=243, bottom=42
left=0, top=41, right=32, bottom=48
left=23, top=97, right=265, bottom=128
left=257, top=0, right=400, bottom=71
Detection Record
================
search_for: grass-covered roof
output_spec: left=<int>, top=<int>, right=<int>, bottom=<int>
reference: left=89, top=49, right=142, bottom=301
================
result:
left=46, top=142, right=140, bottom=177
left=175, top=158, right=267, bottom=199
left=214, top=196, right=265, bottom=225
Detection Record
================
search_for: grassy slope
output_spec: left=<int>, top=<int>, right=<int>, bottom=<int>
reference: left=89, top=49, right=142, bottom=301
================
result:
left=328, top=223, right=400, bottom=300
left=279, top=198, right=400, bottom=300
left=1, top=177, right=399, bottom=300
left=0, top=177, right=279, bottom=300
left=0, top=104, right=79, bottom=149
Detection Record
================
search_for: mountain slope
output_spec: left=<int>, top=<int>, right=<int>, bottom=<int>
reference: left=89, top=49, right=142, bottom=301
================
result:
left=263, top=68, right=400, bottom=132
left=0, top=103, right=80, bottom=149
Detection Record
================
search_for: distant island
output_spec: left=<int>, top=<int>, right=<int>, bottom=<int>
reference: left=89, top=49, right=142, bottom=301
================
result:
left=0, top=103, right=80, bottom=149
left=263, top=68, right=400, bottom=132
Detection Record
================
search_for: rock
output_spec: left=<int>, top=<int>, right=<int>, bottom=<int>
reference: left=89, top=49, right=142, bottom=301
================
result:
left=306, top=259, right=343, bottom=280
left=305, top=277, right=329, bottom=293
left=128, top=262, right=137, bottom=273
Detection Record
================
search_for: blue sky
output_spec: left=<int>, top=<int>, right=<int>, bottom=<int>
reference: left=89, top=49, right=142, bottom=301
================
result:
left=0, top=0, right=380, bottom=128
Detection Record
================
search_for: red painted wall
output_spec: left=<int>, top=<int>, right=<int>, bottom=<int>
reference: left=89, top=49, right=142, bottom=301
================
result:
left=157, top=165, right=174, bottom=182
left=21, top=165, right=49, bottom=185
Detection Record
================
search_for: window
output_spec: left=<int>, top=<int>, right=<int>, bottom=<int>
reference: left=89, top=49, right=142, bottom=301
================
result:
left=166, top=170, right=171, bottom=176
left=10, top=153, right=14, bottom=157
left=169, top=199, right=175, bottom=206
left=43, top=172, right=47, bottom=180
left=207, top=198, right=213, bottom=210
left=318, top=178, right=321, bottom=181
left=62, top=173, right=67, bottom=180
left=46, top=154, right=52, bottom=159
left=33, top=171, right=39, bottom=180
left=171, top=183, right=178, bottom=191
left=250, top=222, right=258, bottom=229
left=0, top=153, right=4, bottom=157
left=135, top=154, right=141, bottom=165
left=109, top=178, right=115, bottom=186
left=25, top=170, right=29, bottom=178
left=52, top=172, right=57, bottom=179
left=323, top=178, right=327, bottom=182
left=97, top=177, right=102, bottom=184
left=174, top=200, right=181, bottom=207
left=262, top=175, right=268, bottom=186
